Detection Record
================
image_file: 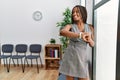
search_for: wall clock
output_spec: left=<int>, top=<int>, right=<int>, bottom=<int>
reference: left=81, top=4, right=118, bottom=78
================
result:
left=33, top=11, right=42, bottom=21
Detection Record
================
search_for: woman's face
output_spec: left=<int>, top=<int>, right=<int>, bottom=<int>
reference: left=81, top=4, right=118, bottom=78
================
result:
left=72, top=7, right=82, bottom=22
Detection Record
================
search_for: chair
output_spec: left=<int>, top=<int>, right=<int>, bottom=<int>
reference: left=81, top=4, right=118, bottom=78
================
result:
left=10, top=44, right=27, bottom=72
left=0, top=44, right=14, bottom=72
left=24, top=44, right=42, bottom=73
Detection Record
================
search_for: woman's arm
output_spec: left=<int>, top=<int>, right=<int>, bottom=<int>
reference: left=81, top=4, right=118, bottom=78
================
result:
left=88, top=25, right=95, bottom=47
left=82, top=24, right=94, bottom=47
left=60, top=24, right=79, bottom=38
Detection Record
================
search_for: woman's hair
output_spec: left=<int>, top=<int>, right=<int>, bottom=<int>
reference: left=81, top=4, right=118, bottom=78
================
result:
left=72, top=5, right=87, bottom=24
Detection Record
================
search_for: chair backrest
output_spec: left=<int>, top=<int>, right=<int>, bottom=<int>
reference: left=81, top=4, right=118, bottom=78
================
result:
left=29, top=44, right=41, bottom=53
left=2, top=44, right=14, bottom=53
left=16, top=44, right=27, bottom=53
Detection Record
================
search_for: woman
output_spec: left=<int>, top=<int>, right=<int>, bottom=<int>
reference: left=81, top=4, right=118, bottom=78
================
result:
left=59, top=5, right=94, bottom=80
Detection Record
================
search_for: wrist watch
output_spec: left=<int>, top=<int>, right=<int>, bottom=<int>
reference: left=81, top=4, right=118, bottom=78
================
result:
left=79, top=32, right=82, bottom=39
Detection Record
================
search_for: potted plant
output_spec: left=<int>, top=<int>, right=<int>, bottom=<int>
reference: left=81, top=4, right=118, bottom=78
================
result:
left=50, top=38, right=56, bottom=44
left=56, top=8, right=72, bottom=53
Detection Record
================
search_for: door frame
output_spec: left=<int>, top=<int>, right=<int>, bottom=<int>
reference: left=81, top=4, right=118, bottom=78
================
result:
left=116, top=0, right=120, bottom=80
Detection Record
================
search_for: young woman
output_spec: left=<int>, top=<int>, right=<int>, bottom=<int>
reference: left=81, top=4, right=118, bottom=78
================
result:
left=59, top=5, right=94, bottom=80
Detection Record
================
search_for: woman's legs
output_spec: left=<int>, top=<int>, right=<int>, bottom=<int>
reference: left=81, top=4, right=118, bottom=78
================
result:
left=78, top=78, right=88, bottom=80
left=66, top=75, right=74, bottom=80
left=66, top=75, right=89, bottom=80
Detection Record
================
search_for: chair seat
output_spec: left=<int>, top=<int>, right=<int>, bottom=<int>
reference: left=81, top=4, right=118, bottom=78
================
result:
left=26, top=55, right=39, bottom=59
left=11, top=55, right=26, bottom=59
left=0, top=55, right=12, bottom=58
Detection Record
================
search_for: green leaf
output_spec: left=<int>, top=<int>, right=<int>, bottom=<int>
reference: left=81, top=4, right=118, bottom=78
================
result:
left=56, top=8, right=72, bottom=53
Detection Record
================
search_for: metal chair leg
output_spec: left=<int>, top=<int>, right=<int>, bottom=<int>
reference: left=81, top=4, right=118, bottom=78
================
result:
left=12, top=59, right=16, bottom=67
left=8, top=58, right=11, bottom=72
left=26, top=58, right=29, bottom=67
left=17, top=59, right=19, bottom=66
left=21, top=58, right=24, bottom=73
left=39, top=56, right=43, bottom=67
left=3, top=59, right=6, bottom=67
left=24, top=58, right=26, bottom=72
left=6, top=58, right=9, bottom=72
left=36, top=58, right=39, bottom=73
left=31, top=59, right=33, bottom=67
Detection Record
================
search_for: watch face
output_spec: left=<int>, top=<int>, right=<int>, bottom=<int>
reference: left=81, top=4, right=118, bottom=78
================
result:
left=33, top=11, right=42, bottom=21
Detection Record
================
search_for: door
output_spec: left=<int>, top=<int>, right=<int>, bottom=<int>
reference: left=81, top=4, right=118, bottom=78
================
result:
left=93, top=0, right=119, bottom=80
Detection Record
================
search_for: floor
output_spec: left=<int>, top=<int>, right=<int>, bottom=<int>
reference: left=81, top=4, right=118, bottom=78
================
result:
left=0, top=65, right=59, bottom=80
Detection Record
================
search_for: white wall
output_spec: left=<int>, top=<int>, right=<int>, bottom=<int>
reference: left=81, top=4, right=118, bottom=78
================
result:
left=0, top=0, right=80, bottom=64
left=86, top=0, right=93, bottom=24
left=95, top=0, right=119, bottom=80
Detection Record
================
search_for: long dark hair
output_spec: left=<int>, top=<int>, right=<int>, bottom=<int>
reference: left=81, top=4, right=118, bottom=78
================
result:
left=72, top=5, right=87, bottom=24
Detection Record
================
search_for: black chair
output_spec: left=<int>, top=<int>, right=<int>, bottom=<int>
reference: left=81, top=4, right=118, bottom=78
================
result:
left=24, top=44, right=42, bottom=73
left=0, top=44, right=14, bottom=72
left=10, top=44, right=27, bottom=72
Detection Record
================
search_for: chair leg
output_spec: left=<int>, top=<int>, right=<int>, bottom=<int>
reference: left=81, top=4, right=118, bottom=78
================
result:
left=39, top=56, right=43, bottom=67
left=6, top=58, right=9, bottom=72
left=17, top=59, right=19, bottom=66
left=26, top=58, right=29, bottom=67
left=3, top=59, right=6, bottom=67
left=21, top=58, right=24, bottom=73
left=25, top=59, right=29, bottom=67
left=31, top=59, right=33, bottom=67
left=12, top=59, right=16, bottom=67
left=8, top=58, right=11, bottom=72
left=36, top=58, right=39, bottom=73
left=24, top=58, right=26, bottom=72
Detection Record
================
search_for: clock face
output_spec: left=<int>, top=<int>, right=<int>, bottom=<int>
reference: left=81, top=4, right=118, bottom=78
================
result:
left=33, top=11, right=42, bottom=21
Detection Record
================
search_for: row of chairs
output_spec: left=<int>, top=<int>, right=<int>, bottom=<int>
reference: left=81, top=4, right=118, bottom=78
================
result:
left=0, top=44, right=43, bottom=73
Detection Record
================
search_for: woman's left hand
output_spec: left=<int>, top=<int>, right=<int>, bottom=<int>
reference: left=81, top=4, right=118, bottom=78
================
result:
left=82, top=32, right=92, bottom=43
